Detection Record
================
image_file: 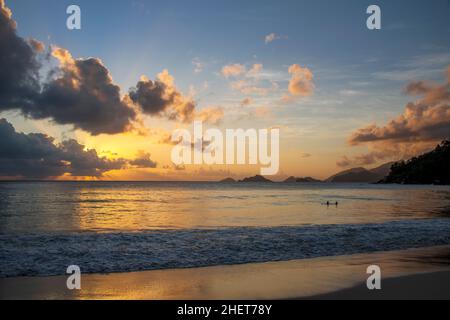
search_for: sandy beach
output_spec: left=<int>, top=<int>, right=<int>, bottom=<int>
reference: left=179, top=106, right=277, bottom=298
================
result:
left=1, top=245, right=449, bottom=300
left=305, top=270, right=450, bottom=299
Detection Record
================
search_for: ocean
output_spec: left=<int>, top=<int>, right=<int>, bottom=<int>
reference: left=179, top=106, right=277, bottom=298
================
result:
left=1, top=181, right=450, bottom=277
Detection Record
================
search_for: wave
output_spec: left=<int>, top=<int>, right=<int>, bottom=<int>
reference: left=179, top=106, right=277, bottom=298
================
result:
left=1, top=218, right=450, bottom=277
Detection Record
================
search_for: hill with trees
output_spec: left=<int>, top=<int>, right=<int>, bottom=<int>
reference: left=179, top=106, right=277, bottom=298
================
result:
left=381, top=140, right=450, bottom=185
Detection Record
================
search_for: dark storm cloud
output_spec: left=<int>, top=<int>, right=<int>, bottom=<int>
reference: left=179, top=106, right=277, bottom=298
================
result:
left=129, top=71, right=196, bottom=123
left=0, top=118, right=66, bottom=178
left=0, top=118, right=128, bottom=178
left=0, top=1, right=205, bottom=135
left=129, top=151, right=157, bottom=168
left=33, top=48, right=137, bottom=135
left=129, top=79, right=170, bottom=115
left=59, top=139, right=127, bottom=177
left=0, top=2, right=137, bottom=135
left=0, top=0, right=41, bottom=112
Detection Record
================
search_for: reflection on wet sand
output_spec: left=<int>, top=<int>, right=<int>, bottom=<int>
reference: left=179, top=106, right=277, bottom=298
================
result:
left=1, top=246, right=449, bottom=300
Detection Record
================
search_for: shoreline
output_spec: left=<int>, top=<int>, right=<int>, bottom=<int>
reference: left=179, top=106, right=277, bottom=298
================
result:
left=1, top=245, right=449, bottom=300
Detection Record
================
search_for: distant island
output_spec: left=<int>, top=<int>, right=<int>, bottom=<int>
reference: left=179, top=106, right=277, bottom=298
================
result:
left=219, top=177, right=237, bottom=183
left=380, top=140, right=450, bottom=185
left=219, top=175, right=274, bottom=183
left=283, top=176, right=321, bottom=183
left=239, top=175, right=273, bottom=183
left=220, top=175, right=320, bottom=183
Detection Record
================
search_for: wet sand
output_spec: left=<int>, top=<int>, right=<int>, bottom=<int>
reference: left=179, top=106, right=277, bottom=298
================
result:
left=305, top=270, right=450, bottom=299
left=1, top=246, right=449, bottom=300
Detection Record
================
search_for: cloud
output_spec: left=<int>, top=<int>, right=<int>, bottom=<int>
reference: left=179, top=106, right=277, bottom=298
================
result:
left=196, top=106, right=224, bottom=124
left=129, top=151, right=157, bottom=168
left=59, top=139, right=127, bottom=176
left=300, top=153, right=312, bottom=159
left=1, top=2, right=210, bottom=135
left=339, top=89, right=364, bottom=97
left=372, top=53, right=450, bottom=82
left=248, top=63, right=263, bottom=76
left=163, top=163, right=186, bottom=171
left=222, top=63, right=246, bottom=78
left=0, top=118, right=127, bottom=178
left=264, top=33, right=287, bottom=44
left=154, top=129, right=177, bottom=145
left=192, top=57, right=204, bottom=74
left=287, top=64, right=315, bottom=97
left=0, top=0, right=41, bottom=112
left=253, top=106, right=271, bottom=118
left=240, top=98, right=252, bottom=107
left=131, top=72, right=221, bottom=125
left=34, top=47, right=137, bottom=135
left=336, top=156, right=351, bottom=168
left=227, top=63, right=280, bottom=96
left=231, top=79, right=276, bottom=96
left=28, top=39, right=45, bottom=53
left=336, top=151, right=391, bottom=168
left=343, top=66, right=450, bottom=166
left=349, top=67, right=450, bottom=146
left=223, top=63, right=262, bottom=79
left=129, top=70, right=196, bottom=123
left=0, top=3, right=137, bottom=135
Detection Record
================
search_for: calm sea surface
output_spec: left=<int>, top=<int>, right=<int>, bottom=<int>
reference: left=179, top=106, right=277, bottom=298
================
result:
left=1, top=182, right=450, bottom=277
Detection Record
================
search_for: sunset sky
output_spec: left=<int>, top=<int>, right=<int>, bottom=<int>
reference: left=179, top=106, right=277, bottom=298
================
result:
left=1, top=0, right=449, bottom=181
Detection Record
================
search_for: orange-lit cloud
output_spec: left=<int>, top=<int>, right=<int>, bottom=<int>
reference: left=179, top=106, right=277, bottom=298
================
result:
left=0, top=0, right=12, bottom=20
left=28, top=39, right=45, bottom=52
left=222, top=63, right=246, bottom=78
left=196, top=106, right=224, bottom=125
left=349, top=66, right=450, bottom=146
left=287, top=64, right=315, bottom=97
left=227, top=63, right=279, bottom=97
left=240, top=97, right=253, bottom=106
left=341, top=66, right=450, bottom=167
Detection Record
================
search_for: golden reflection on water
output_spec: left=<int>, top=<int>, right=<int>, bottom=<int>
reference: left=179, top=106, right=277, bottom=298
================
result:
left=71, top=183, right=450, bottom=232
left=1, top=182, right=450, bottom=233
left=74, top=187, right=215, bottom=231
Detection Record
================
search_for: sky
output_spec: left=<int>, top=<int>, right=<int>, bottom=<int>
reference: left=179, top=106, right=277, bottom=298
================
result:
left=1, top=0, right=449, bottom=180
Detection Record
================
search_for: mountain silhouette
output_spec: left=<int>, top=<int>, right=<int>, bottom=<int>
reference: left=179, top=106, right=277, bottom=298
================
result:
left=326, top=162, right=394, bottom=183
